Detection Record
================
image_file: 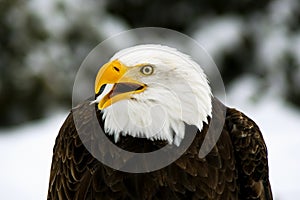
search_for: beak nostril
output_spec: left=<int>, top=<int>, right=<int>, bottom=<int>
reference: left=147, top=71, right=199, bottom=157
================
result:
left=113, top=66, right=120, bottom=72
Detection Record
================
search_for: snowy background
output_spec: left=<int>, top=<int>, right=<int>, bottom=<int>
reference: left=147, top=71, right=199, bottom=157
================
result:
left=1, top=0, right=300, bottom=199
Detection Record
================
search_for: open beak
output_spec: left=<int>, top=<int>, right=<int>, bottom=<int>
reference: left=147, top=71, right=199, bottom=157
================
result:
left=92, top=60, right=146, bottom=110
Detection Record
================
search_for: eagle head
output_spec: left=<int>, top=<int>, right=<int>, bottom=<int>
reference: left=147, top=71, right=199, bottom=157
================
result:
left=92, top=44, right=212, bottom=146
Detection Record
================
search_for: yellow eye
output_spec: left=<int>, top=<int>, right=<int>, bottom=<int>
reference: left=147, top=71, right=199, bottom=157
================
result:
left=140, top=65, right=154, bottom=75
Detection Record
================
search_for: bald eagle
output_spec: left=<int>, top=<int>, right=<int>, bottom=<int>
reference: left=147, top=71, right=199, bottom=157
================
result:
left=47, top=44, right=273, bottom=199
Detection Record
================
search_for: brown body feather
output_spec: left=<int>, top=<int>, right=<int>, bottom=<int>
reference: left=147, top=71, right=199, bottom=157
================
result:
left=47, top=98, right=272, bottom=200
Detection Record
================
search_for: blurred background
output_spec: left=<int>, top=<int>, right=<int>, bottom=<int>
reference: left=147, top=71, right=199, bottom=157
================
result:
left=0, top=0, right=299, bottom=199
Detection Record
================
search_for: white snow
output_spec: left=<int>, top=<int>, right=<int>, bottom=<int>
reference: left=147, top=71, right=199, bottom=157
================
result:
left=0, top=111, right=68, bottom=200
left=0, top=76, right=299, bottom=200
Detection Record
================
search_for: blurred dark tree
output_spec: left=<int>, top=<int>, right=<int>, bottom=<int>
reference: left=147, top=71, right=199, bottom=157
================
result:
left=284, top=53, right=300, bottom=107
left=0, top=0, right=104, bottom=127
left=0, top=0, right=49, bottom=126
left=106, top=0, right=272, bottom=32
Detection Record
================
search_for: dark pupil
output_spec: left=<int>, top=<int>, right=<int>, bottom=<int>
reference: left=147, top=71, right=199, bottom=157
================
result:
left=144, top=67, right=150, bottom=73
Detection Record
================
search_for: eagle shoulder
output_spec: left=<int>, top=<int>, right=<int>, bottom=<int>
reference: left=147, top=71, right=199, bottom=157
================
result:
left=225, top=108, right=273, bottom=200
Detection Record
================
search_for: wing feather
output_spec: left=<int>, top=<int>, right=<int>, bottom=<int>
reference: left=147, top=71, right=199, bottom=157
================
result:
left=226, top=108, right=273, bottom=200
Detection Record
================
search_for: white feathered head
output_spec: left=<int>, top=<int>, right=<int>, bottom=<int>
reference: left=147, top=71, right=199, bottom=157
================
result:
left=92, top=44, right=212, bottom=146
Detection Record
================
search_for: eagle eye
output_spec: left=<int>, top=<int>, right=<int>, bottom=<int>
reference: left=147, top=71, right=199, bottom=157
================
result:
left=140, top=65, right=154, bottom=75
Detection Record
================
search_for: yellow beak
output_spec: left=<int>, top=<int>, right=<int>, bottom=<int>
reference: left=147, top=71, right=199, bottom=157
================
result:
left=94, top=60, right=146, bottom=110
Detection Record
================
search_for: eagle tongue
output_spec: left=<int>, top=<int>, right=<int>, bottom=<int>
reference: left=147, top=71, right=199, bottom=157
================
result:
left=109, top=83, right=143, bottom=98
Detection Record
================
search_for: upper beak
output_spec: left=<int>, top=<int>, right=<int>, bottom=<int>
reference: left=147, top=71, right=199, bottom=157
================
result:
left=93, top=60, right=146, bottom=110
